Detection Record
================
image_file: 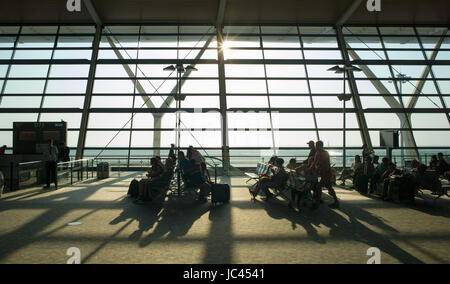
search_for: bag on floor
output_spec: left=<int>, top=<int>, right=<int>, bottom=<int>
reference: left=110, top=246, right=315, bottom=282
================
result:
left=398, top=176, right=415, bottom=201
left=210, top=183, right=230, bottom=205
left=128, top=179, right=139, bottom=198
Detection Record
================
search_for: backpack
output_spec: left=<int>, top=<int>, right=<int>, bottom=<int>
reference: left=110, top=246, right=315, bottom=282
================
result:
left=128, top=179, right=139, bottom=198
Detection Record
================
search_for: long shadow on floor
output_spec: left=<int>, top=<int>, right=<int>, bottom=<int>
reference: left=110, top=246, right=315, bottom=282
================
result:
left=0, top=173, right=135, bottom=262
left=350, top=190, right=450, bottom=219
left=110, top=178, right=233, bottom=263
left=259, top=196, right=424, bottom=264
left=109, top=195, right=211, bottom=248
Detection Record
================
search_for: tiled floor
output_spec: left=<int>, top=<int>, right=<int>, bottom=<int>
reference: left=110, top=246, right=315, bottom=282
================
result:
left=0, top=172, right=449, bottom=264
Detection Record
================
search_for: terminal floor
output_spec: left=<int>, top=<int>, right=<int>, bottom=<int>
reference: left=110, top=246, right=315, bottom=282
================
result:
left=0, top=172, right=449, bottom=264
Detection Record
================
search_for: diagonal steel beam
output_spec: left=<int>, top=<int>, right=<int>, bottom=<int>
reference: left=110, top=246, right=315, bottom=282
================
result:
left=407, top=30, right=447, bottom=110
left=336, top=26, right=373, bottom=151
left=161, top=36, right=215, bottom=109
left=347, top=48, right=420, bottom=160
left=105, top=36, right=156, bottom=109
left=336, top=0, right=364, bottom=26
left=83, top=0, right=102, bottom=26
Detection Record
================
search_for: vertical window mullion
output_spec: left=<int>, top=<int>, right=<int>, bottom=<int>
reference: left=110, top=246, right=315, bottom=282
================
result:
left=37, top=25, right=60, bottom=122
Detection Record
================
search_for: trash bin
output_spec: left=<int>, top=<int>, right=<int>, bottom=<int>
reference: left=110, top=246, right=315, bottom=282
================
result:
left=0, top=171, right=4, bottom=199
left=97, top=162, right=110, bottom=179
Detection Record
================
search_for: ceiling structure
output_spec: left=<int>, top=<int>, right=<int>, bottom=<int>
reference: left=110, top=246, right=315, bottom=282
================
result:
left=1, top=0, right=449, bottom=26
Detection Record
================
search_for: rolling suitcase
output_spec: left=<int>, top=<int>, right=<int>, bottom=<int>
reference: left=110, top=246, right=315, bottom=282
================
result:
left=97, top=162, right=110, bottom=179
left=210, top=183, right=230, bottom=205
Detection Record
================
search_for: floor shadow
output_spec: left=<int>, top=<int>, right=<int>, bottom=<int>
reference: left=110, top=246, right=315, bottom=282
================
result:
left=260, top=194, right=425, bottom=264
left=356, top=191, right=450, bottom=219
left=203, top=176, right=233, bottom=263
left=0, top=173, right=135, bottom=262
left=137, top=198, right=211, bottom=247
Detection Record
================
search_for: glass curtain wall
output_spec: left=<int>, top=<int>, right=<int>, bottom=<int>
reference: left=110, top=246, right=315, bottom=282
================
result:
left=0, top=25, right=448, bottom=167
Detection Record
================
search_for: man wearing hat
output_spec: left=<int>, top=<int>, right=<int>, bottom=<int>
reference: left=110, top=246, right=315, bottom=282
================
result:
left=304, top=141, right=316, bottom=164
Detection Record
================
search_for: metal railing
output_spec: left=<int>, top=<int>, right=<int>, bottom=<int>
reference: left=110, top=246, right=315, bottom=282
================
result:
left=7, top=158, right=95, bottom=192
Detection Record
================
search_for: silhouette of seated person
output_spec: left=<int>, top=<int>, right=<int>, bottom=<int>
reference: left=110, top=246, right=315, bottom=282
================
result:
left=251, top=157, right=288, bottom=201
left=436, top=153, right=449, bottom=182
left=412, top=163, right=442, bottom=195
left=288, top=156, right=317, bottom=209
left=380, top=163, right=403, bottom=201
left=369, top=157, right=390, bottom=194
left=339, top=155, right=361, bottom=186
left=135, top=157, right=165, bottom=203
left=355, top=156, right=376, bottom=194
left=178, top=151, right=211, bottom=203
left=286, top=158, right=301, bottom=170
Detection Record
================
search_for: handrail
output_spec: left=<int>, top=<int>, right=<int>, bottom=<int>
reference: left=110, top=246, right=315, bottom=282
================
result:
left=17, top=160, right=43, bottom=167
left=57, top=158, right=93, bottom=166
left=18, top=158, right=94, bottom=167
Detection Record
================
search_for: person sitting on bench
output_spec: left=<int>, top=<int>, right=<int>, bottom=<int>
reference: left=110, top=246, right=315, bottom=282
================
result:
left=165, top=155, right=175, bottom=171
left=413, top=164, right=442, bottom=195
left=250, top=158, right=288, bottom=201
left=338, top=155, right=361, bottom=186
left=370, top=157, right=390, bottom=194
left=287, top=158, right=299, bottom=170
left=429, top=155, right=438, bottom=170
left=135, top=157, right=165, bottom=203
left=288, top=156, right=317, bottom=210
left=188, top=146, right=210, bottom=182
left=355, top=156, right=376, bottom=194
left=155, top=156, right=166, bottom=172
left=380, top=163, right=402, bottom=200
left=436, top=153, right=449, bottom=182
left=178, top=151, right=211, bottom=203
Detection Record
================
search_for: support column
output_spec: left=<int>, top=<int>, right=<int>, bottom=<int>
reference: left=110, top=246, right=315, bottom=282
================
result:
left=76, top=25, right=102, bottom=160
left=217, top=25, right=230, bottom=174
left=153, top=113, right=163, bottom=157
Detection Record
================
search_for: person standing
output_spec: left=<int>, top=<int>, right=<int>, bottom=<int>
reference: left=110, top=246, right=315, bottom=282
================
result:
left=304, top=141, right=316, bottom=164
left=311, top=141, right=339, bottom=209
left=168, top=143, right=176, bottom=161
left=58, top=142, right=70, bottom=163
left=43, top=139, right=59, bottom=190
left=362, top=144, right=373, bottom=160
left=189, top=146, right=210, bottom=182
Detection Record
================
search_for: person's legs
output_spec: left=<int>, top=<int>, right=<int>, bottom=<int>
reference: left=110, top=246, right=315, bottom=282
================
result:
left=261, top=181, right=277, bottom=200
left=326, top=183, right=339, bottom=208
left=138, top=179, right=147, bottom=199
left=251, top=179, right=267, bottom=197
left=381, top=179, right=389, bottom=199
left=51, top=161, right=58, bottom=188
left=313, top=180, right=323, bottom=208
left=44, top=161, right=51, bottom=188
left=370, top=174, right=380, bottom=194
left=360, top=174, right=369, bottom=194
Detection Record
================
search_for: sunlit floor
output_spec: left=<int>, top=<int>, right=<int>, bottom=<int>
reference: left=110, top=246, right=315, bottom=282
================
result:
left=0, top=172, right=449, bottom=264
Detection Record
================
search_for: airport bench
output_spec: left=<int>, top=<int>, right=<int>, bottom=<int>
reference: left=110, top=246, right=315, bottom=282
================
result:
left=245, top=163, right=271, bottom=183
